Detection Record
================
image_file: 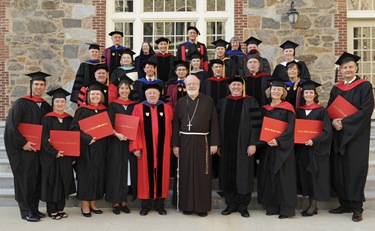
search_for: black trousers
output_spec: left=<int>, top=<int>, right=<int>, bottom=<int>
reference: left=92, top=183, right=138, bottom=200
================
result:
left=339, top=198, right=363, bottom=212
left=141, top=198, right=165, bottom=210
left=46, top=199, right=66, bottom=214
left=18, top=200, right=39, bottom=218
left=224, top=191, right=252, bottom=211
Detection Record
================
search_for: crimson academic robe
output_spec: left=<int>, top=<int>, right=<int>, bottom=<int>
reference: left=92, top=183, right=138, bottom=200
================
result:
left=201, top=77, right=230, bottom=107
left=243, top=72, right=270, bottom=107
left=258, top=102, right=296, bottom=216
left=272, top=60, right=310, bottom=81
left=149, top=53, right=178, bottom=82
left=105, top=99, right=137, bottom=203
left=40, top=112, right=76, bottom=202
left=4, top=96, right=51, bottom=214
left=129, top=101, right=173, bottom=199
left=71, top=60, right=106, bottom=103
left=166, top=79, right=186, bottom=112
left=102, top=46, right=125, bottom=73
left=295, top=105, right=332, bottom=200
left=177, top=41, right=208, bottom=71
left=327, top=77, right=374, bottom=203
left=172, top=93, right=220, bottom=213
left=70, top=105, right=108, bottom=201
left=217, top=95, right=262, bottom=195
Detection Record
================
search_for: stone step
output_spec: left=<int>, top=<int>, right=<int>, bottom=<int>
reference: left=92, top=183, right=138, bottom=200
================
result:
left=368, top=160, right=375, bottom=175
left=0, top=146, right=6, bottom=159
left=0, top=173, right=13, bottom=189
left=0, top=159, right=11, bottom=173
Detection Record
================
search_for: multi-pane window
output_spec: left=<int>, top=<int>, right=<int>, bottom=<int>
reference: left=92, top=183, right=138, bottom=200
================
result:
left=348, top=0, right=375, bottom=10
left=115, top=0, right=134, bottom=12
left=206, top=21, right=226, bottom=59
left=143, top=22, right=197, bottom=55
left=114, top=22, right=134, bottom=48
left=207, top=0, right=226, bottom=11
left=353, top=26, right=375, bottom=84
left=144, top=0, right=197, bottom=12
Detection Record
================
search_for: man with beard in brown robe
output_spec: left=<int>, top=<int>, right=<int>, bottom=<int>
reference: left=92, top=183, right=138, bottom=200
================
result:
left=172, top=75, right=220, bottom=217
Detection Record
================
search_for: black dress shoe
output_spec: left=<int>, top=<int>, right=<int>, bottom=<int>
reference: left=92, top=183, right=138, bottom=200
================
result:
left=278, top=215, right=289, bottom=219
left=122, top=206, right=130, bottom=214
left=301, top=207, right=318, bottom=217
left=198, top=212, right=208, bottom=217
left=23, top=213, right=41, bottom=222
left=90, top=208, right=103, bottom=214
left=329, top=206, right=352, bottom=214
left=183, top=211, right=193, bottom=215
left=81, top=209, right=91, bottom=218
left=140, top=208, right=149, bottom=216
left=221, top=207, right=237, bottom=215
left=36, top=211, right=46, bottom=218
left=352, top=211, right=363, bottom=222
left=266, top=212, right=278, bottom=216
left=157, top=208, right=167, bottom=215
left=113, top=206, right=121, bottom=215
left=239, top=210, right=250, bottom=218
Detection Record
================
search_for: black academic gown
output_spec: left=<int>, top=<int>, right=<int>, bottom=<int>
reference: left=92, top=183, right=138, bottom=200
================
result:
left=70, top=106, right=108, bottom=201
left=105, top=100, right=138, bottom=203
left=110, top=66, right=138, bottom=84
left=177, top=41, right=209, bottom=71
left=208, top=58, right=237, bottom=79
left=285, top=79, right=303, bottom=109
left=4, top=96, right=51, bottom=214
left=40, top=113, right=76, bottom=202
left=295, top=105, right=332, bottom=200
left=217, top=96, right=261, bottom=195
left=327, top=77, right=374, bottom=204
left=258, top=102, right=296, bottom=216
left=201, top=77, right=230, bottom=107
left=272, top=60, right=310, bottom=81
left=149, top=53, right=178, bottom=82
left=243, top=72, right=270, bottom=107
left=191, top=70, right=209, bottom=90
left=226, top=50, right=246, bottom=76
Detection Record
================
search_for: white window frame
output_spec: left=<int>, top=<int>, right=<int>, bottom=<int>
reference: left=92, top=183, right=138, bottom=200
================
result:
left=106, top=0, right=234, bottom=55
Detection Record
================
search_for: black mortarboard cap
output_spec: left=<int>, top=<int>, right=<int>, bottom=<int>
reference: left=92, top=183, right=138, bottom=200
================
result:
left=286, top=60, right=302, bottom=71
left=108, top=31, right=124, bottom=37
left=210, top=59, right=224, bottom=66
left=121, top=48, right=136, bottom=57
left=46, top=87, right=71, bottom=99
left=187, top=26, right=200, bottom=35
left=335, top=52, right=361, bottom=65
left=173, top=60, right=189, bottom=70
left=142, top=60, right=157, bottom=68
left=268, top=78, right=286, bottom=87
left=93, top=63, right=109, bottom=73
left=279, top=40, right=299, bottom=49
left=155, top=37, right=171, bottom=44
left=26, top=71, right=51, bottom=82
left=227, top=76, right=245, bottom=85
left=116, top=75, right=134, bottom=86
left=142, top=84, right=162, bottom=93
left=187, top=51, right=204, bottom=60
left=85, top=81, right=105, bottom=93
left=243, top=36, right=262, bottom=46
left=299, top=80, right=321, bottom=90
left=85, top=43, right=103, bottom=50
left=247, top=49, right=260, bottom=60
left=212, top=39, right=229, bottom=48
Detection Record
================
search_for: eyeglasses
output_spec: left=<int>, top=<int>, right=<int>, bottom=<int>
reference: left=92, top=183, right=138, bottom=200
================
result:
left=186, top=83, right=199, bottom=87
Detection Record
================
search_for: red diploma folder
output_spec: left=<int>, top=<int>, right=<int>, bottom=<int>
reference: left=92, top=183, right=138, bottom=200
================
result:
left=260, top=117, right=288, bottom=142
left=78, top=112, right=114, bottom=140
left=294, top=119, right=323, bottom=144
left=327, top=95, right=358, bottom=119
left=50, top=130, right=80, bottom=157
left=18, top=123, right=42, bottom=151
left=114, top=114, right=139, bottom=140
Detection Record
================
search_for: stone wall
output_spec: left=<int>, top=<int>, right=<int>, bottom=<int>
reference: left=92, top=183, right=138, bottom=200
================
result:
left=243, top=0, right=340, bottom=104
left=4, top=0, right=104, bottom=116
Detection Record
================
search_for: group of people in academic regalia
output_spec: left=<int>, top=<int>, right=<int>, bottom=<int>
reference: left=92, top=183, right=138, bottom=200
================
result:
left=4, top=24, right=374, bottom=223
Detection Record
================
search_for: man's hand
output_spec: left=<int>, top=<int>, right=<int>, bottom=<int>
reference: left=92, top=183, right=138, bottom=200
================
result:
left=134, top=150, right=141, bottom=159
left=89, top=137, right=96, bottom=145
left=247, top=145, right=256, bottom=156
left=267, top=139, right=278, bottom=147
left=332, top=118, right=343, bottom=131
left=56, top=151, right=64, bottom=158
left=173, top=147, right=179, bottom=158
left=22, top=141, right=36, bottom=152
left=210, top=145, right=218, bottom=155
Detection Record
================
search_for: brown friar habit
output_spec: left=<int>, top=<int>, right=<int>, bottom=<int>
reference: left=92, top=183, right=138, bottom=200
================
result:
left=130, top=101, right=173, bottom=199
left=258, top=102, right=296, bottom=217
left=172, top=93, right=220, bottom=213
left=327, top=77, right=374, bottom=207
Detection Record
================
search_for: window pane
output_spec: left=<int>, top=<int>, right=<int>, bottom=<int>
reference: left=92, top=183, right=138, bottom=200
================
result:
left=187, top=0, right=196, bottom=11
left=360, top=0, right=372, bottom=10
left=115, top=0, right=134, bottom=12
left=115, top=22, right=134, bottom=49
left=354, top=27, right=361, bottom=38
left=155, top=0, right=164, bottom=12
left=363, top=27, right=371, bottom=37
left=217, top=0, right=226, bottom=11
left=348, top=0, right=359, bottom=10
left=144, top=0, right=153, bottom=12
left=363, top=50, right=371, bottom=61
left=354, top=39, right=361, bottom=50
left=156, top=22, right=164, bottom=36
left=364, top=39, right=370, bottom=49
left=144, top=23, right=153, bottom=35
left=207, top=0, right=215, bottom=11
left=165, top=0, right=175, bottom=11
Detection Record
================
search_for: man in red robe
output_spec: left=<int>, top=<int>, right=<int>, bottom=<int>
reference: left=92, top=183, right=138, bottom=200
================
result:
left=130, top=84, right=174, bottom=216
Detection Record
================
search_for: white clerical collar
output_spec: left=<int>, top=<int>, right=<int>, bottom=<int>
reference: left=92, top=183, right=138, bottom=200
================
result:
left=344, top=76, right=356, bottom=85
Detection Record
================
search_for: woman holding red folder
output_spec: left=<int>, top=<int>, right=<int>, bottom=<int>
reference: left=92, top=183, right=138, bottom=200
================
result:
left=70, top=81, right=108, bottom=218
left=41, top=88, right=76, bottom=220
left=258, top=78, right=296, bottom=219
left=296, top=81, right=332, bottom=216
left=105, top=76, right=137, bottom=215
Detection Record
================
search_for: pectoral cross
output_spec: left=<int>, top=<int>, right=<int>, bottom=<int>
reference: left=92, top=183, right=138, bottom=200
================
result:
left=187, top=122, right=192, bottom=131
